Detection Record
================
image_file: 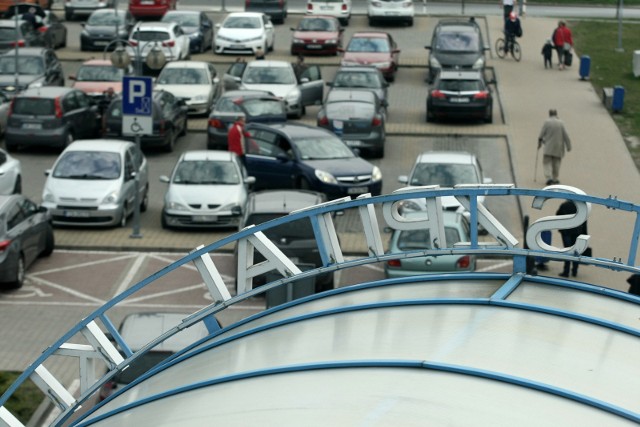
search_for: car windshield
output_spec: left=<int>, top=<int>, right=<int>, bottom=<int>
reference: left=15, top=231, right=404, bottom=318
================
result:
left=242, top=99, right=285, bottom=116
left=346, top=37, right=390, bottom=53
left=294, top=135, right=355, bottom=160
left=298, top=18, right=336, bottom=31
left=333, top=71, right=382, bottom=89
left=409, top=163, right=479, bottom=187
left=87, top=11, right=125, bottom=25
left=76, top=65, right=123, bottom=82
left=131, top=30, right=170, bottom=42
left=326, top=100, right=374, bottom=119
left=173, top=160, right=240, bottom=185
left=0, top=56, right=44, bottom=75
left=243, top=67, right=295, bottom=85
left=52, top=151, right=122, bottom=180
left=223, top=16, right=261, bottom=29
left=246, top=214, right=314, bottom=241
left=162, top=13, right=199, bottom=27
left=438, top=79, right=483, bottom=92
left=157, top=68, right=208, bottom=85
left=113, top=351, right=172, bottom=385
left=396, top=226, right=462, bottom=250
left=435, top=30, right=480, bottom=53
left=12, top=98, right=54, bottom=115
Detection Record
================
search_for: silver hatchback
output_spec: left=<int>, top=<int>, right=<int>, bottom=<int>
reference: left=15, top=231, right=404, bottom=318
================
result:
left=42, top=139, right=149, bottom=228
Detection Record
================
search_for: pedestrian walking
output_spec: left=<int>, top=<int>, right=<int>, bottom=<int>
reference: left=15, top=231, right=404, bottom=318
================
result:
left=538, top=109, right=571, bottom=185
left=541, top=39, right=553, bottom=69
left=228, top=114, right=249, bottom=163
left=556, top=200, right=588, bottom=277
left=501, top=0, right=514, bottom=21
left=293, top=55, right=308, bottom=81
left=551, top=20, right=573, bottom=70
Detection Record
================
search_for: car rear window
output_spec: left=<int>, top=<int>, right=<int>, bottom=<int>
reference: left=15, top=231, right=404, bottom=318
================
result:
left=333, top=71, right=382, bottom=89
left=0, top=28, right=18, bottom=41
left=52, top=151, right=122, bottom=180
left=12, top=98, right=55, bottom=115
left=173, top=160, right=240, bottom=185
left=0, top=56, right=44, bottom=75
left=158, top=68, right=208, bottom=85
left=326, top=101, right=374, bottom=119
left=298, top=17, right=337, bottom=31
left=246, top=214, right=314, bottom=240
left=396, top=226, right=462, bottom=250
left=87, top=10, right=125, bottom=25
left=132, top=30, right=170, bottom=42
left=438, top=79, right=483, bottom=92
left=243, top=99, right=286, bottom=117
left=410, top=163, right=479, bottom=187
left=162, top=13, right=199, bottom=27
left=435, top=30, right=480, bottom=52
left=243, top=67, right=296, bottom=85
left=346, top=37, right=390, bottom=53
left=76, top=65, right=123, bottom=82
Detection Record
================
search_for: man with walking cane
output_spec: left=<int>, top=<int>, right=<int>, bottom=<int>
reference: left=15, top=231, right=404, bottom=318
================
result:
left=538, top=109, right=571, bottom=185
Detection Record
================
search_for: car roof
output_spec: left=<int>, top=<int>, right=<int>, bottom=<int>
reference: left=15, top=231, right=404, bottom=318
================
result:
left=247, top=190, right=326, bottom=215
left=438, top=70, right=484, bottom=80
left=118, top=312, right=210, bottom=352
left=245, top=60, right=291, bottom=69
left=135, top=22, right=176, bottom=31
left=163, top=10, right=199, bottom=16
left=20, top=87, right=74, bottom=98
left=335, top=66, right=381, bottom=73
left=61, top=139, right=135, bottom=154
left=225, top=12, right=265, bottom=19
left=162, top=61, right=209, bottom=69
left=350, top=31, right=389, bottom=39
left=249, top=122, right=331, bottom=139
left=221, top=89, right=274, bottom=99
left=181, top=150, right=235, bottom=162
left=415, top=151, right=477, bottom=165
left=81, top=59, right=115, bottom=66
left=327, top=89, right=376, bottom=103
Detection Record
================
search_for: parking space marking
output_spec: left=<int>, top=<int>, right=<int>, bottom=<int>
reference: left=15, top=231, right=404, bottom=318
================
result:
left=30, top=253, right=139, bottom=277
left=112, top=253, right=148, bottom=298
left=124, top=283, right=208, bottom=304
left=30, top=276, right=106, bottom=305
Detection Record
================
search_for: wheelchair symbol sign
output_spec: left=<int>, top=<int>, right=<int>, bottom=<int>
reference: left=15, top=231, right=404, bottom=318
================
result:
left=123, top=116, right=152, bottom=136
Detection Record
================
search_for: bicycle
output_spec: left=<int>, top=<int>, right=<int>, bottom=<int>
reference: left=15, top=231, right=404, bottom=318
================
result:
left=495, top=34, right=522, bottom=62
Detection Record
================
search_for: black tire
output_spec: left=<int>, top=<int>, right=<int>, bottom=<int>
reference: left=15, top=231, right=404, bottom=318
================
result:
left=140, top=185, right=149, bottom=212
left=180, top=118, right=188, bottom=136
left=512, top=42, right=522, bottom=62
left=65, top=10, right=72, bottom=21
left=407, top=18, right=414, bottom=27
left=41, top=227, right=54, bottom=257
left=163, top=128, right=175, bottom=152
left=368, top=16, right=374, bottom=26
left=298, top=177, right=311, bottom=190
left=161, top=212, right=170, bottom=229
left=80, top=42, right=87, bottom=52
left=484, top=105, right=493, bottom=124
left=10, top=255, right=25, bottom=289
left=495, top=38, right=506, bottom=59
left=5, top=141, right=17, bottom=152
left=12, top=175, right=21, bottom=194
left=119, top=206, right=128, bottom=228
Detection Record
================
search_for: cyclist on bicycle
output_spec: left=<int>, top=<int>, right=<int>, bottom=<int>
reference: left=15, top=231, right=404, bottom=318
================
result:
left=504, top=12, right=523, bottom=54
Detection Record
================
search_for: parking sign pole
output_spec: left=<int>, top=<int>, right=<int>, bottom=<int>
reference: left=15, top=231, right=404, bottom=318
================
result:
left=131, top=133, right=142, bottom=238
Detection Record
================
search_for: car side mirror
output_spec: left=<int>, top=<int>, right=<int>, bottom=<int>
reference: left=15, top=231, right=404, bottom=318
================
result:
left=424, top=45, right=431, bottom=50
left=80, top=22, right=85, bottom=28
left=300, top=77, right=309, bottom=83
left=276, top=153, right=289, bottom=162
left=381, top=99, right=389, bottom=107
left=483, top=177, right=493, bottom=184
left=326, top=82, right=333, bottom=87
left=337, top=47, right=344, bottom=53
left=44, top=169, right=51, bottom=176
left=68, top=75, right=76, bottom=81
left=398, top=175, right=408, bottom=184
left=215, top=23, right=221, bottom=29
left=382, top=81, right=389, bottom=88
left=351, top=147, right=361, bottom=156
left=159, top=175, right=170, bottom=183
left=213, top=76, right=220, bottom=84
left=290, top=27, right=295, bottom=31
left=392, top=49, right=401, bottom=54
left=232, top=76, right=241, bottom=82
left=245, top=176, right=256, bottom=185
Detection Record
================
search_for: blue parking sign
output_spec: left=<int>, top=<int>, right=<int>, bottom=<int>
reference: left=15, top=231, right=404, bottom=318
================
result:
left=122, top=76, right=153, bottom=116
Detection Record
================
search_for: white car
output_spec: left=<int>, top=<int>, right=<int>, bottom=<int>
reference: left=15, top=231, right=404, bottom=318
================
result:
left=224, top=60, right=324, bottom=118
left=155, top=61, right=222, bottom=116
left=0, top=148, right=21, bottom=195
left=214, top=12, right=275, bottom=55
left=306, top=0, right=352, bottom=26
left=42, top=139, right=149, bottom=228
left=367, top=0, right=414, bottom=26
left=127, top=22, right=190, bottom=67
left=160, top=150, right=256, bottom=229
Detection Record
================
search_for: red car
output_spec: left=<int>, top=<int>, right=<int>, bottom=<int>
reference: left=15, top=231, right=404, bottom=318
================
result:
left=339, top=31, right=400, bottom=81
left=128, top=0, right=176, bottom=19
left=290, top=15, right=343, bottom=56
left=69, top=59, right=129, bottom=99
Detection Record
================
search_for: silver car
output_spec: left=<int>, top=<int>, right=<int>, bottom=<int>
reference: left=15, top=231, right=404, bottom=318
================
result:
left=42, top=139, right=149, bottom=228
left=65, top=0, right=114, bottom=21
left=155, top=61, right=222, bottom=116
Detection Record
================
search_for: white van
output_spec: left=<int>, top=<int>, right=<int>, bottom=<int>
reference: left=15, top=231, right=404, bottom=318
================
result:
left=306, top=0, right=352, bottom=26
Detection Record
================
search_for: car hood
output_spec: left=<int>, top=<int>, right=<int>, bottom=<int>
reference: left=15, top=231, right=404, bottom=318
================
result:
left=342, top=52, right=392, bottom=64
left=293, top=30, right=338, bottom=40
left=304, top=156, right=375, bottom=177
left=73, top=81, right=123, bottom=95
left=46, top=178, right=122, bottom=201
left=241, top=83, right=296, bottom=99
left=218, top=28, right=263, bottom=40
left=155, top=84, right=212, bottom=99
left=84, top=25, right=118, bottom=36
left=432, top=51, right=483, bottom=67
left=166, top=184, right=243, bottom=206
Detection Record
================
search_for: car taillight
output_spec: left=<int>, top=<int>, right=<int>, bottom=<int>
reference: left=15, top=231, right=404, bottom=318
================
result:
left=208, top=118, right=225, bottom=129
left=54, top=97, right=63, bottom=118
left=162, top=40, right=175, bottom=47
left=159, top=119, right=166, bottom=134
left=307, top=3, right=313, bottom=10
left=99, top=381, right=115, bottom=401
left=10, top=40, right=25, bottom=47
left=318, top=115, right=328, bottom=126
left=371, top=115, right=381, bottom=126
left=130, top=40, right=138, bottom=47
left=38, top=26, right=48, bottom=33
left=278, top=0, right=283, bottom=6
left=431, top=90, right=446, bottom=99
left=456, top=255, right=471, bottom=269
left=386, top=259, right=401, bottom=268
left=245, top=0, right=250, bottom=5
left=474, top=91, right=489, bottom=100
left=341, top=3, right=347, bottom=10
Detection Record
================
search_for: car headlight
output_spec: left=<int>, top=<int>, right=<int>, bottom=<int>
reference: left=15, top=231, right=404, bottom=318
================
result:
left=429, top=57, right=441, bottom=68
left=42, top=191, right=55, bottom=203
left=286, top=88, right=301, bottom=104
left=371, top=166, right=382, bottom=182
left=325, top=39, right=338, bottom=44
left=246, top=36, right=263, bottom=42
left=314, top=169, right=337, bottom=184
left=472, top=57, right=485, bottom=69
left=193, top=94, right=207, bottom=101
left=217, top=35, right=232, bottom=42
left=102, top=191, right=119, bottom=204
left=219, top=203, right=242, bottom=215
left=166, top=201, right=189, bottom=211
left=341, top=60, right=357, bottom=66
left=81, top=30, right=89, bottom=37
left=293, top=38, right=304, bottom=44
left=371, top=61, right=391, bottom=68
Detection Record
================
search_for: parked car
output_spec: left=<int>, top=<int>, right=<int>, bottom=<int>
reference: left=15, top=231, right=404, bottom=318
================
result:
left=0, top=47, right=64, bottom=96
left=0, top=19, right=45, bottom=53
left=128, top=0, right=175, bottom=20
left=207, top=89, right=286, bottom=150
left=80, top=9, right=135, bottom=52
left=161, top=10, right=214, bottom=54
left=425, top=18, right=488, bottom=83
left=367, top=0, right=414, bottom=26
left=0, top=194, right=54, bottom=289
left=340, top=31, right=400, bottom=81
left=5, top=87, right=100, bottom=151
left=244, top=122, right=383, bottom=200
left=245, top=0, right=287, bottom=24
left=426, top=70, right=493, bottom=123
left=327, top=65, right=388, bottom=111
left=238, top=189, right=335, bottom=292
left=41, top=139, right=149, bottom=228
left=214, top=12, right=274, bottom=55
left=384, top=210, right=475, bottom=278
left=64, top=0, right=113, bottom=21
left=98, top=312, right=210, bottom=401
left=127, top=22, right=190, bottom=70
left=103, top=89, right=188, bottom=152
left=306, top=0, right=351, bottom=26
left=397, top=150, right=492, bottom=213
left=223, top=59, right=323, bottom=118
left=69, top=59, right=131, bottom=101
left=5, top=5, right=67, bottom=49
left=160, top=150, right=255, bottom=229
left=0, top=0, right=50, bottom=15
left=0, top=91, right=9, bottom=135
left=290, top=15, right=342, bottom=56
left=317, top=89, right=386, bottom=158
left=155, top=61, right=222, bottom=116
left=0, top=148, right=21, bottom=194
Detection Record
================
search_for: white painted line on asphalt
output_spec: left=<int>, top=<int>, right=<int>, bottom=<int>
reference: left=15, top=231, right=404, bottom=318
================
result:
left=29, top=276, right=106, bottom=305
left=112, top=253, right=148, bottom=298
left=123, top=282, right=208, bottom=304
left=31, top=253, right=138, bottom=276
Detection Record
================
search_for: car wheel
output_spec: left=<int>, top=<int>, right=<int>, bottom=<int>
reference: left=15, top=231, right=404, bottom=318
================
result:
left=65, top=10, right=72, bottom=21
left=484, top=105, right=493, bottom=124
left=161, top=212, right=170, bottom=229
left=163, top=128, right=175, bottom=152
left=5, top=141, right=18, bottom=152
left=80, top=42, right=87, bottom=52
left=140, top=185, right=149, bottom=213
left=298, top=177, right=311, bottom=190
left=119, top=207, right=128, bottom=228
left=180, top=118, right=188, bottom=136
left=10, top=255, right=25, bottom=289
left=61, top=32, right=67, bottom=48
left=12, top=175, right=21, bottom=194
left=407, top=18, right=414, bottom=27
left=368, top=16, right=374, bottom=26
left=41, top=227, right=55, bottom=257
left=199, top=41, right=206, bottom=54
left=426, top=108, right=435, bottom=123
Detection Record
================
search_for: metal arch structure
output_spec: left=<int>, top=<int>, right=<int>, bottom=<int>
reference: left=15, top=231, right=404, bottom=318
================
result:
left=1, top=185, right=640, bottom=426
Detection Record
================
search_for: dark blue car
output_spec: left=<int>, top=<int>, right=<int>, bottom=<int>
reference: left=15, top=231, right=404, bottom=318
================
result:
left=161, top=10, right=214, bottom=54
left=244, top=123, right=383, bottom=200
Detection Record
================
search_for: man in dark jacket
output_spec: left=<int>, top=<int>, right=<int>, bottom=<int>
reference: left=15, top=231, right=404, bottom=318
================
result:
left=556, top=200, right=588, bottom=277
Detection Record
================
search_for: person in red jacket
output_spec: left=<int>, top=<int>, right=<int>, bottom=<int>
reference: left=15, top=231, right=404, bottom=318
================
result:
left=228, top=114, right=249, bottom=163
left=552, top=20, right=573, bottom=70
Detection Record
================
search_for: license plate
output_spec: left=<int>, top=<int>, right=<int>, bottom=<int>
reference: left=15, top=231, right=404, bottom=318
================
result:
left=347, top=186, right=368, bottom=195
left=320, top=5, right=333, bottom=9
left=141, top=0, right=154, bottom=4
left=230, top=44, right=245, bottom=49
left=345, top=140, right=363, bottom=147
left=64, top=210, right=90, bottom=218
left=94, top=41, right=109, bottom=46
left=192, top=215, right=217, bottom=223
left=306, top=44, right=322, bottom=49
left=22, top=123, right=41, bottom=129
left=385, top=11, right=400, bottom=15
left=450, top=97, right=470, bottom=103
